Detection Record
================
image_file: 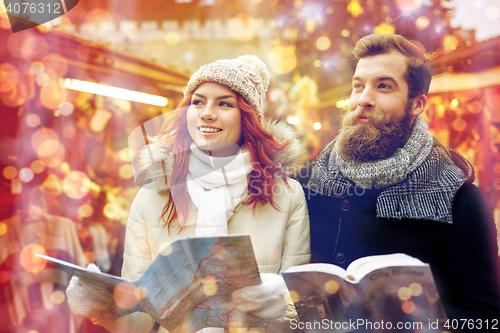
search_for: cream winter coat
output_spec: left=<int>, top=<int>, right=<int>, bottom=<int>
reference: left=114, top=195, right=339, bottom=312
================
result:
left=106, top=120, right=310, bottom=333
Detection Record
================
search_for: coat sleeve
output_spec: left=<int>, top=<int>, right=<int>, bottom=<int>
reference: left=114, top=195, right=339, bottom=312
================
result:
left=439, top=183, right=500, bottom=326
left=280, top=179, right=311, bottom=272
left=269, top=179, right=311, bottom=333
left=96, top=188, right=156, bottom=333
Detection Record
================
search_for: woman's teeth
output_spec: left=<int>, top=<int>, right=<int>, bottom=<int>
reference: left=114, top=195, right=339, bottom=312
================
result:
left=199, top=127, right=222, bottom=133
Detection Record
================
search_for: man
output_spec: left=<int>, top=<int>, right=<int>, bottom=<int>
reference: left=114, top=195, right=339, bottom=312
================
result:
left=300, top=34, right=500, bottom=329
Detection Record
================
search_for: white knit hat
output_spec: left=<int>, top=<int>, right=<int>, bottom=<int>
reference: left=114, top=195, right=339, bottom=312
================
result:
left=183, top=55, right=270, bottom=115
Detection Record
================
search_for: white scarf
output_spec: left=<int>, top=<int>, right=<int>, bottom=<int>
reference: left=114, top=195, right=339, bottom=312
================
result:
left=186, top=143, right=252, bottom=237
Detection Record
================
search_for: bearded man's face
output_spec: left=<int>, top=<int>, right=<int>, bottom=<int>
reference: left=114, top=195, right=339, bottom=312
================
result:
left=338, top=52, right=418, bottom=162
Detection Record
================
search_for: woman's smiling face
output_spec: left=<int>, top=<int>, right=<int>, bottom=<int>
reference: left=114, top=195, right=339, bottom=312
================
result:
left=187, top=82, right=243, bottom=156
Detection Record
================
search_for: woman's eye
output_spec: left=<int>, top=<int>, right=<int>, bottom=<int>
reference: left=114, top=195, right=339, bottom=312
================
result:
left=192, top=100, right=204, bottom=106
left=220, top=101, right=233, bottom=107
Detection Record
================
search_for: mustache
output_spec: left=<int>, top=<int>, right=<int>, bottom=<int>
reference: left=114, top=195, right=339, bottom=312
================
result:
left=341, top=108, right=392, bottom=132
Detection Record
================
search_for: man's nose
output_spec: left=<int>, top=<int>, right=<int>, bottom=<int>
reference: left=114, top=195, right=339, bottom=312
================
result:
left=357, top=88, right=375, bottom=109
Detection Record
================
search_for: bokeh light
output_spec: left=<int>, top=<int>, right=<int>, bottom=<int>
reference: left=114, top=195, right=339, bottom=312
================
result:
left=452, top=118, right=467, bottom=132
left=2, top=166, right=17, bottom=180
left=63, top=171, right=90, bottom=199
left=31, top=128, right=60, bottom=157
left=83, top=251, right=96, bottom=265
left=114, top=282, right=140, bottom=309
left=19, top=168, right=34, bottom=182
left=0, top=79, right=28, bottom=107
left=0, top=222, right=7, bottom=236
left=468, top=101, right=482, bottom=114
left=165, top=31, right=180, bottom=45
left=289, top=290, right=299, bottom=303
left=134, top=286, right=148, bottom=300
left=103, top=203, right=119, bottom=218
left=26, top=114, right=41, bottom=127
left=78, top=204, right=94, bottom=218
left=443, top=35, right=458, bottom=52
left=51, top=290, right=65, bottom=305
left=325, top=280, right=340, bottom=294
left=42, top=53, right=68, bottom=78
left=397, top=286, right=411, bottom=300
left=374, top=23, right=395, bottom=34
left=85, top=9, right=114, bottom=37
left=30, top=61, right=45, bottom=75
left=341, top=29, right=350, bottom=37
left=416, top=16, right=430, bottom=30
left=402, top=300, right=416, bottom=314
left=269, top=46, right=296, bottom=74
left=409, top=282, right=423, bottom=296
left=119, top=148, right=133, bottom=162
left=31, top=160, right=46, bottom=174
left=40, top=81, right=68, bottom=109
left=21, top=36, right=49, bottom=62
left=313, top=122, right=322, bottom=130
left=20, top=244, right=47, bottom=273
left=59, top=101, right=74, bottom=116
left=347, top=0, right=364, bottom=18
left=159, top=242, right=173, bottom=256
left=202, top=275, right=218, bottom=296
left=63, top=125, right=77, bottom=139
left=316, top=36, right=331, bottom=51
left=229, top=14, right=258, bottom=41
left=119, top=165, right=134, bottom=179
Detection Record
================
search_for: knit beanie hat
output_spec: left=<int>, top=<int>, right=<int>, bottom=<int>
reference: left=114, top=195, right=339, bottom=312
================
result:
left=183, top=55, right=270, bottom=115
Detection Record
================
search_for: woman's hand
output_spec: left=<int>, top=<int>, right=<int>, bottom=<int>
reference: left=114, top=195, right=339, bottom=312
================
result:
left=65, top=264, right=117, bottom=323
left=231, top=273, right=291, bottom=319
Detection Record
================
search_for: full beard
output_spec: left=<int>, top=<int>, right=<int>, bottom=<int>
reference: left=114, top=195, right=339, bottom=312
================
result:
left=336, top=103, right=414, bottom=163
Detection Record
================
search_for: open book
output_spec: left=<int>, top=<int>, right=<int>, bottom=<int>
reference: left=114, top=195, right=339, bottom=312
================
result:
left=36, top=235, right=269, bottom=333
left=282, top=253, right=447, bottom=333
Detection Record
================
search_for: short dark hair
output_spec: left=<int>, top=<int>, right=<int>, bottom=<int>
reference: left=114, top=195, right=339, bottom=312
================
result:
left=352, top=34, right=432, bottom=98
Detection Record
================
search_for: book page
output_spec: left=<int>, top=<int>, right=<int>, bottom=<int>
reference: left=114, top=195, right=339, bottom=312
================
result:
left=355, top=263, right=447, bottom=330
left=283, top=269, right=356, bottom=332
left=345, top=253, right=427, bottom=282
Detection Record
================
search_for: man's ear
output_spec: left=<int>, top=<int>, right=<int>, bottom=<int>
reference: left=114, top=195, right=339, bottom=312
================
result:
left=410, top=94, right=428, bottom=117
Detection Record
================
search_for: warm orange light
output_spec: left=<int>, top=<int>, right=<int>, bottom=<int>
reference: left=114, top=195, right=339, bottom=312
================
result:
left=2, top=166, right=17, bottom=180
left=78, top=204, right=94, bottom=218
left=51, top=290, right=65, bottom=305
left=402, top=300, right=416, bottom=314
left=0, top=222, right=7, bottom=236
left=114, top=282, right=140, bottom=309
left=202, top=275, right=218, bottom=296
left=20, top=244, right=47, bottom=273
left=31, top=160, right=46, bottom=174
left=452, top=118, right=467, bottom=132
left=325, top=280, right=340, bottom=294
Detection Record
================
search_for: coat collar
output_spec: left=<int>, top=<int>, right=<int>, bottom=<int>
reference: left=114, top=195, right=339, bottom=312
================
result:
left=306, top=137, right=474, bottom=224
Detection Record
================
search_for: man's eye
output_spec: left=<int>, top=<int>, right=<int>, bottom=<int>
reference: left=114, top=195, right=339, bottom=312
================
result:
left=379, top=83, right=390, bottom=89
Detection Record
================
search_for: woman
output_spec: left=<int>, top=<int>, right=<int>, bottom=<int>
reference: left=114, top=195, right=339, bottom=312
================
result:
left=66, top=55, right=310, bottom=333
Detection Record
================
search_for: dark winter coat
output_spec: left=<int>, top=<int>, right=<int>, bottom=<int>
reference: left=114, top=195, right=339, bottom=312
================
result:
left=297, top=147, right=500, bottom=332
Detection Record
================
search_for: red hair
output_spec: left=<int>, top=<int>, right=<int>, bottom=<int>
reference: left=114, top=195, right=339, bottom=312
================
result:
left=158, top=93, right=292, bottom=231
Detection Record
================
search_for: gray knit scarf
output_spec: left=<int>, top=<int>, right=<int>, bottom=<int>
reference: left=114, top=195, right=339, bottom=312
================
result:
left=306, top=116, right=473, bottom=223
